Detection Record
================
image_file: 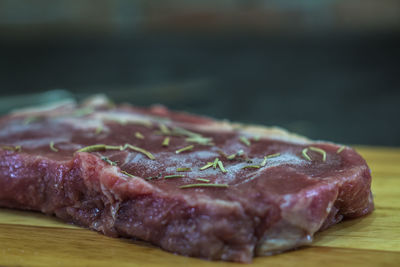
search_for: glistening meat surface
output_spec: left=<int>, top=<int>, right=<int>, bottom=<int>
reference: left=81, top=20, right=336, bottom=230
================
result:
left=0, top=97, right=374, bottom=262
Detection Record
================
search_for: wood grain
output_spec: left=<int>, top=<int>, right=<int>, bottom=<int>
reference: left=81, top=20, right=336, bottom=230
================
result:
left=0, top=146, right=399, bottom=266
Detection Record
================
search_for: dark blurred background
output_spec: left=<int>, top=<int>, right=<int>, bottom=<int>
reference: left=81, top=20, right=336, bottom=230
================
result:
left=0, top=0, right=399, bottom=146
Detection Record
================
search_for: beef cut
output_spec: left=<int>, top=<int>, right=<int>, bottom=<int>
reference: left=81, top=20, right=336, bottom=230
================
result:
left=0, top=96, right=374, bottom=262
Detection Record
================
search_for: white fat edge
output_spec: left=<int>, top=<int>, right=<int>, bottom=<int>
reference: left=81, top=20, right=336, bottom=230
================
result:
left=281, top=195, right=294, bottom=209
left=179, top=119, right=310, bottom=145
left=239, top=126, right=310, bottom=145
left=50, top=116, right=110, bottom=137
left=280, top=183, right=338, bottom=234
left=325, top=199, right=335, bottom=214
left=81, top=94, right=112, bottom=108
left=10, top=99, right=77, bottom=116
left=80, top=153, right=158, bottom=196
left=181, top=193, right=244, bottom=211
left=93, top=110, right=169, bottom=126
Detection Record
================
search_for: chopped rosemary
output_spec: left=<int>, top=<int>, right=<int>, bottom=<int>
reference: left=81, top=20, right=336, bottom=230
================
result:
left=164, top=174, right=185, bottom=179
left=217, top=161, right=227, bottom=173
left=179, top=183, right=229, bottom=189
left=111, top=119, right=152, bottom=128
left=135, top=132, right=145, bottom=139
left=49, top=141, right=59, bottom=152
left=1, top=145, right=22, bottom=152
left=176, top=168, right=191, bottom=172
left=227, top=153, right=236, bottom=160
left=95, top=125, right=103, bottom=135
left=159, top=123, right=171, bottom=135
left=267, top=153, right=281, bottom=158
left=76, top=144, right=119, bottom=153
left=213, top=158, right=219, bottom=169
left=242, top=165, right=261, bottom=169
left=261, top=156, right=268, bottom=167
left=239, top=136, right=251, bottom=146
left=186, top=136, right=213, bottom=146
left=123, top=144, right=155, bottom=160
left=195, top=178, right=210, bottom=183
left=121, top=170, right=135, bottom=178
left=155, top=126, right=215, bottom=145
left=302, top=148, right=311, bottom=161
left=76, top=143, right=155, bottom=160
left=175, top=145, right=194, bottom=154
left=200, top=162, right=214, bottom=170
left=101, top=156, right=117, bottom=166
left=162, top=137, right=170, bottom=147
left=261, top=153, right=281, bottom=167
left=337, top=146, right=345, bottom=154
left=309, top=146, right=327, bottom=162
left=172, top=127, right=201, bottom=138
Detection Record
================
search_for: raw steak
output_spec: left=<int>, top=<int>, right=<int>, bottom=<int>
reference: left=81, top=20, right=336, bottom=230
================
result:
left=0, top=96, right=374, bottom=262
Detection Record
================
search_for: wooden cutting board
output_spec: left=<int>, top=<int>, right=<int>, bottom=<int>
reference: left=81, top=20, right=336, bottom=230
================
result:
left=1, top=146, right=399, bottom=267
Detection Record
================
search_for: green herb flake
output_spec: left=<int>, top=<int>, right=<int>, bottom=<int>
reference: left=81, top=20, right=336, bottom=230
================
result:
left=176, top=168, right=191, bottom=172
left=212, top=158, right=219, bottom=169
left=76, top=143, right=155, bottom=160
left=179, top=183, right=229, bottom=189
left=217, top=161, right=227, bottom=173
left=135, top=132, right=145, bottom=139
left=337, top=146, right=345, bottom=154
left=239, top=136, right=251, bottom=146
left=253, top=135, right=260, bottom=141
left=121, top=170, right=135, bottom=178
left=175, top=145, right=194, bottom=154
left=1, top=145, right=22, bottom=152
left=164, top=174, right=185, bottom=179
left=309, top=146, right=327, bottom=162
left=159, top=123, right=171, bottom=135
left=267, top=153, right=281, bottom=159
left=123, top=144, right=156, bottom=160
left=49, top=141, right=59, bottom=152
left=260, top=156, right=268, bottom=167
left=195, top=178, right=210, bottom=183
left=172, top=127, right=201, bottom=138
left=227, top=153, right=236, bottom=160
left=162, top=137, right=170, bottom=147
left=95, top=126, right=103, bottom=135
left=237, top=149, right=244, bottom=156
left=23, top=116, right=40, bottom=125
left=101, top=156, right=117, bottom=166
left=186, top=136, right=214, bottom=146
left=241, top=165, right=260, bottom=169
left=302, top=148, right=311, bottom=161
left=76, top=144, right=108, bottom=153
left=200, top=162, right=214, bottom=170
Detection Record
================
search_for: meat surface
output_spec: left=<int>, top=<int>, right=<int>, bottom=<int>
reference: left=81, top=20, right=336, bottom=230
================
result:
left=0, top=96, right=374, bottom=262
